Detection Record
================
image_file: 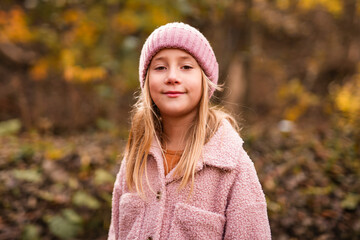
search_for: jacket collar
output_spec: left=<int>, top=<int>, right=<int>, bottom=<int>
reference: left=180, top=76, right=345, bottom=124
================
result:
left=149, top=119, right=243, bottom=183
left=198, top=119, right=243, bottom=171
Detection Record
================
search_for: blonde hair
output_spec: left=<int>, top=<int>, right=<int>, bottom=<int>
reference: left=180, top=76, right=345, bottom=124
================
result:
left=125, top=71, right=239, bottom=196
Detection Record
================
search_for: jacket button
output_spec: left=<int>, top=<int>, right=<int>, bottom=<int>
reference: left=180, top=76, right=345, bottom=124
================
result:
left=147, top=237, right=153, bottom=240
left=156, top=191, right=161, bottom=200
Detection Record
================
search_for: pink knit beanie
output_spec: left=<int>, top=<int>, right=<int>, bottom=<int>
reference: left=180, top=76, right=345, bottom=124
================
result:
left=139, top=22, right=219, bottom=97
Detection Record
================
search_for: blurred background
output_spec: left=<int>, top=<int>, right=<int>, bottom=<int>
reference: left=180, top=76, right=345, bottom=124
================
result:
left=0, top=0, right=359, bottom=239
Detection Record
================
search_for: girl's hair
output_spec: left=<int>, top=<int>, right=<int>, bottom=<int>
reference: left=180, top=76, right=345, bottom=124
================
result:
left=124, top=70, right=239, bottom=195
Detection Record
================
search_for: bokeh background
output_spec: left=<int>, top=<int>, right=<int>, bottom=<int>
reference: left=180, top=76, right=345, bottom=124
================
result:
left=1, top=0, right=359, bottom=239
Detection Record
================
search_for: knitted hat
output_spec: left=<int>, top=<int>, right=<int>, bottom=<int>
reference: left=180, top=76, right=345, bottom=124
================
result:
left=139, top=22, right=219, bottom=97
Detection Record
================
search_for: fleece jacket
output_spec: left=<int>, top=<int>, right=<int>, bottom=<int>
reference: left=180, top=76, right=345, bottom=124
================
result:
left=108, top=119, right=271, bottom=239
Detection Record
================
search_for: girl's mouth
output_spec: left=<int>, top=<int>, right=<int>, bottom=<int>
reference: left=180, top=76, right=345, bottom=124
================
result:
left=164, top=91, right=184, bottom=97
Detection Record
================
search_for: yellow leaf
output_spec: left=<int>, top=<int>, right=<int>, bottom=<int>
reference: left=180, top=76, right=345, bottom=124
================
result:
left=298, top=0, right=343, bottom=16
left=149, top=7, right=172, bottom=26
left=334, top=72, right=360, bottom=123
left=0, top=11, right=7, bottom=25
left=63, top=9, right=82, bottom=24
left=298, top=0, right=315, bottom=10
left=112, top=10, right=140, bottom=34
left=74, top=21, right=98, bottom=46
left=285, top=105, right=306, bottom=121
left=30, top=59, right=49, bottom=81
left=276, top=0, right=290, bottom=10
left=320, top=0, right=343, bottom=16
left=64, top=65, right=106, bottom=82
left=0, top=8, right=33, bottom=43
left=279, top=79, right=319, bottom=121
left=45, top=148, right=64, bottom=160
left=64, top=66, right=75, bottom=81
left=61, top=49, right=75, bottom=67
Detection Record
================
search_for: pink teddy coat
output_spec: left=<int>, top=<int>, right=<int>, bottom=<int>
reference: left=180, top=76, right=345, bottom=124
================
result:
left=108, top=120, right=271, bottom=239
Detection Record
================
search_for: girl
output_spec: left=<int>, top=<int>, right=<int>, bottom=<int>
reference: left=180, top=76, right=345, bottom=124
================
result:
left=108, top=22, right=271, bottom=240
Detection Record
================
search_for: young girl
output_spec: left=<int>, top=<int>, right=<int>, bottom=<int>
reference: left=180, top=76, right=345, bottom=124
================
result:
left=108, top=22, right=271, bottom=240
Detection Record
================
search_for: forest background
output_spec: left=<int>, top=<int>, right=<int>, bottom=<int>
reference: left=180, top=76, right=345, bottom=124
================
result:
left=0, top=0, right=359, bottom=239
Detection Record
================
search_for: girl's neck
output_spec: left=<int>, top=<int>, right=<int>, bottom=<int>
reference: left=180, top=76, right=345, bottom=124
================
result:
left=161, top=113, right=195, bottom=151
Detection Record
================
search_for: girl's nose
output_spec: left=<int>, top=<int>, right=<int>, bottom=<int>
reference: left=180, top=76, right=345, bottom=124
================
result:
left=166, top=68, right=180, bottom=85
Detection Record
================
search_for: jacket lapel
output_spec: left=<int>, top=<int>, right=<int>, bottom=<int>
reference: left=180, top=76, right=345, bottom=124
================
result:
left=148, top=119, right=242, bottom=185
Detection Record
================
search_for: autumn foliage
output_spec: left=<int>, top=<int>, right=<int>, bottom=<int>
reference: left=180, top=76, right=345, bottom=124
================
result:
left=0, top=0, right=359, bottom=239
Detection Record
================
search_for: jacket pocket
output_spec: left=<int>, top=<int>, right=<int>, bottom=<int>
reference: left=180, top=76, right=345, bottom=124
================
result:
left=168, top=203, right=225, bottom=240
left=118, top=193, right=145, bottom=240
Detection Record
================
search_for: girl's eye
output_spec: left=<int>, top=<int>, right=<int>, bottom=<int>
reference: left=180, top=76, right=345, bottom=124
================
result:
left=155, top=66, right=166, bottom=70
left=182, top=65, right=193, bottom=70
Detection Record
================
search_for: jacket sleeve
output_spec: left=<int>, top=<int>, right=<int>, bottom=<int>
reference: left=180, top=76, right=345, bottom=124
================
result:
left=223, top=147, right=271, bottom=239
left=108, top=158, right=126, bottom=240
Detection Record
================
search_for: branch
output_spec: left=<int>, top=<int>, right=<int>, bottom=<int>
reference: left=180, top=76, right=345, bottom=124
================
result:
left=0, top=42, right=37, bottom=66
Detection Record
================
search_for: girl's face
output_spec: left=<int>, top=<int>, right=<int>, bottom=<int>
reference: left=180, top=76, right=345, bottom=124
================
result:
left=148, top=48, right=203, bottom=119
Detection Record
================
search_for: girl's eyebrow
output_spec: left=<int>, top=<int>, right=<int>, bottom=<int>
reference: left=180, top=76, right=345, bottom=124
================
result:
left=152, top=55, right=194, bottom=62
left=178, top=56, right=194, bottom=61
left=152, top=56, right=166, bottom=62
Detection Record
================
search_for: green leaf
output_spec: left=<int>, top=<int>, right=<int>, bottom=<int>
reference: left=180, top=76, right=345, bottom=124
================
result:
left=341, top=193, right=360, bottom=210
left=100, top=192, right=113, bottom=206
left=47, top=215, right=80, bottom=240
left=303, top=186, right=332, bottom=195
left=62, top=209, right=83, bottom=224
left=96, top=118, right=116, bottom=131
left=0, top=119, right=21, bottom=136
left=94, top=169, right=115, bottom=185
left=72, top=191, right=100, bottom=209
left=96, top=84, right=114, bottom=99
left=22, top=224, right=41, bottom=240
left=13, top=169, right=43, bottom=183
left=14, top=145, right=34, bottom=160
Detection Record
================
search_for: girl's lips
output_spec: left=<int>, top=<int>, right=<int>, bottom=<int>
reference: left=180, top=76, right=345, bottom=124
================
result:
left=164, top=91, right=184, bottom=97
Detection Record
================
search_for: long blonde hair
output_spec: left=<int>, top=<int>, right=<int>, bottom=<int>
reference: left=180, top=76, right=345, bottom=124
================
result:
left=125, top=71, right=239, bottom=195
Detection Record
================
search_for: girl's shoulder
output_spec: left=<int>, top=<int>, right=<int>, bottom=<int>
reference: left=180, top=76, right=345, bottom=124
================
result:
left=202, top=119, right=249, bottom=171
left=211, top=118, right=244, bottom=150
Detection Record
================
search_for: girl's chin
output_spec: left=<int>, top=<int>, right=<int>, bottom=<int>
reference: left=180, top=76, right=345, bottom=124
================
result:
left=159, top=108, right=196, bottom=118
